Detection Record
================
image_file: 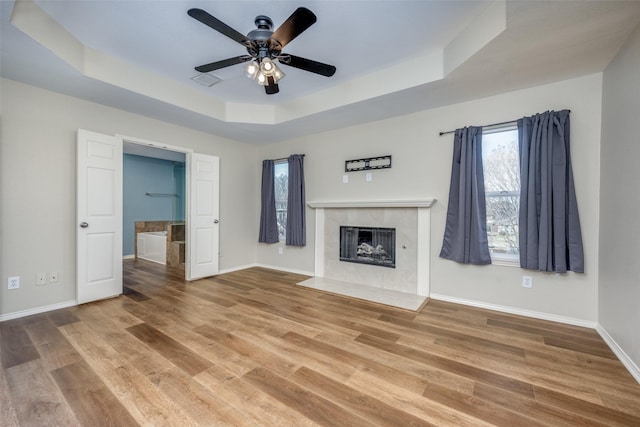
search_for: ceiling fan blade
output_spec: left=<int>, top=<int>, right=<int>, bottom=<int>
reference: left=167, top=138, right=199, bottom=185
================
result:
left=279, top=54, right=336, bottom=77
left=188, top=8, right=251, bottom=47
left=271, top=7, right=316, bottom=49
left=195, top=56, right=250, bottom=73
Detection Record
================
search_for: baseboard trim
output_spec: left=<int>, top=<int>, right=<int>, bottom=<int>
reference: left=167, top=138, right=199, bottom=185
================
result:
left=596, top=324, right=640, bottom=384
left=218, top=263, right=260, bottom=275
left=0, top=299, right=77, bottom=322
left=122, top=254, right=135, bottom=260
left=429, top=293, right=597, bottom=328
left=253, top=263, right=315, bottom=277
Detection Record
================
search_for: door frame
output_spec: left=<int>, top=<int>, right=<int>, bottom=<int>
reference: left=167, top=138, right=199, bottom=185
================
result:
left=119, top=134, right=193, bottom=279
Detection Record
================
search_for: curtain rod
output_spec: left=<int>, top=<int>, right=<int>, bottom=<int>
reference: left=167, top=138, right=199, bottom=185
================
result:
left=438, top=110, right=571, bottom=136
left=272, top=154, right=305, bottom=162
left=438, top=120, right=517, bottom=136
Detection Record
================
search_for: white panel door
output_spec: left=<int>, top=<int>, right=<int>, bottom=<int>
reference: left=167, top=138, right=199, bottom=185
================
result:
left=187, top=153, right=220, bottom=280
left=77, top=129, right=123, bottom=303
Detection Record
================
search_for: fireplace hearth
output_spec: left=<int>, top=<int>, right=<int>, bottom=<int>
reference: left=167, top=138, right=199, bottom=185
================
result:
left=340, top=226, right=396, bottom=268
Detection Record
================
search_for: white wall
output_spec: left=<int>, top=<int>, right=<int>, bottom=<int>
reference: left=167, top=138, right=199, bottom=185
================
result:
left=599, top=24, right=640, bottom=372
left=1, top=72, right=605, bottom=325
left=257, top=73, right=602, bottom=324
left=1, top=78, right=258, bottom=317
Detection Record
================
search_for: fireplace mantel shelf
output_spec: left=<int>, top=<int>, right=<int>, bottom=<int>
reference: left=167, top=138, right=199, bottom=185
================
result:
left=307, top=199, right=436, bottom=209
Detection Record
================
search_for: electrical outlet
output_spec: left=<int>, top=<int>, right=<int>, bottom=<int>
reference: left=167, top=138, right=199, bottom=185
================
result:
left=48, top=272, right=59, bottom=283
left=343, top=174, right=349, bottom=184
left=365, top=172, right=373, bottom=182
left=522, top=275, right=533, bottom=288
left=278, top=247, right=283, bottom=255
left=8, top=276, right=20, bottom=290
left=36, top=273, right=47, bottom=285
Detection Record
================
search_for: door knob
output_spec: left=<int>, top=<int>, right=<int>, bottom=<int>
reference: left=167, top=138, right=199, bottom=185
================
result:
left=80, top=222, right=89, bottom=228
left=214, top=219, right=219, bottom=224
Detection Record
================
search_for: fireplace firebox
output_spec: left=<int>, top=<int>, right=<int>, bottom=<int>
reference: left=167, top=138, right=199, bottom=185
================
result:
left=339, top=226, right=396, bottom=268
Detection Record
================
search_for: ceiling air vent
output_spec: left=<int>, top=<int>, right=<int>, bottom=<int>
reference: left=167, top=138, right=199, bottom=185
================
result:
left=191, top=73, right=223, bottom=87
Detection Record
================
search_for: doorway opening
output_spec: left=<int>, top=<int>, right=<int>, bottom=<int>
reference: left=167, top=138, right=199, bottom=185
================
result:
left=77, top=129, right=220, bottom=305
left=123, top=138, right=188, bottom=277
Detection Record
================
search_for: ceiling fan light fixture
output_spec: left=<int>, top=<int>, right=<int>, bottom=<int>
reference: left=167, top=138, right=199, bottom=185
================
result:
left=260, top=57, right=276, bottom=76
left=253, top=58, right=284, bottom=85
left=273, top=67, right=285, bottom=82
left=244, top=61, right=259, bottom=79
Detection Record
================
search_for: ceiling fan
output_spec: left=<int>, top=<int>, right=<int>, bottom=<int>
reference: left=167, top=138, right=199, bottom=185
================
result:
left=188, top=7, right=336, bottom=95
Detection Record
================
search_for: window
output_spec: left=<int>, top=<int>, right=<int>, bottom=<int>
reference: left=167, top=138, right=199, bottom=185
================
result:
left=482, top=124, right=520, bottom=263
left=274, top=160, right=288, bottom=242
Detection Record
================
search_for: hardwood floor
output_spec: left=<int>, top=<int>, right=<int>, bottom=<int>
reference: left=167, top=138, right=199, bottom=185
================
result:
left=2, top=259, right=640, bottom=426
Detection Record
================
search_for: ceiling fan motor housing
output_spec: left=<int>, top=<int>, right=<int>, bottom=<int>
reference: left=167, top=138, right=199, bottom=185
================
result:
left=254, top=15, right=273, bottom=31
left=247, top=15, right=282, bottom=59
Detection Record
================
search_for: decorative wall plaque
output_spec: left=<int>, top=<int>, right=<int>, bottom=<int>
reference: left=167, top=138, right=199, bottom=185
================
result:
left=345, top=155, right=392, bottom=172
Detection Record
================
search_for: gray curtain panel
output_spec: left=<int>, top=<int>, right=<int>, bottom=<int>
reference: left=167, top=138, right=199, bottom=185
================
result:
left=440, top=126, right=491, bottom=265
left=518, top=110, right=584, bottom=273
left=286, top=154, right=306, bottom=246
left=258, top=159, right=279, bottom=243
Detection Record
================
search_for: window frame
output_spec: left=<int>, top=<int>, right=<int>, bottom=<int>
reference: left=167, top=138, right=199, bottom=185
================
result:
left=273, top=159, right=289, bottom=243
left=482, top=123, right=520, bottom=267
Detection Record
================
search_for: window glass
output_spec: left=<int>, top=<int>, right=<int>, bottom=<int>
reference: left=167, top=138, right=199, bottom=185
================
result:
left=274, top=161, right=288, bottom=242
left=482, top=125, right=520, bottom=262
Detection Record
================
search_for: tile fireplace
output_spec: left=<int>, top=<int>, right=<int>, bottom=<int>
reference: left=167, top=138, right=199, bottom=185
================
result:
left=301, top=200, right=436, bottom=308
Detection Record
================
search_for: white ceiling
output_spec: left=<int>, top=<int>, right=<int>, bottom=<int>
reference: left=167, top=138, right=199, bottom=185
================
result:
left=2, top=0, right=640, bottom=144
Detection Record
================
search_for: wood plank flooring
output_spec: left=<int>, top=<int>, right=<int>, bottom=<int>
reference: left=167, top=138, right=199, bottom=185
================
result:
left=2, top=259, right=640, bottom=426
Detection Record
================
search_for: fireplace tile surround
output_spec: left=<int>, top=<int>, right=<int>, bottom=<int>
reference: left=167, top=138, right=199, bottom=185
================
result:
left=298, top=199, right=435, bottom=311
